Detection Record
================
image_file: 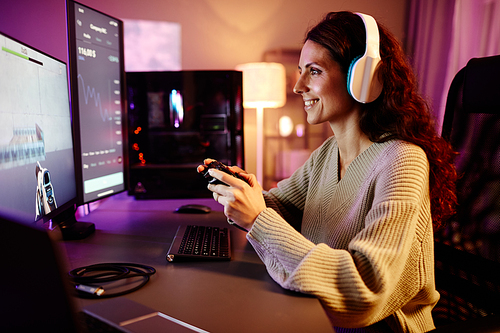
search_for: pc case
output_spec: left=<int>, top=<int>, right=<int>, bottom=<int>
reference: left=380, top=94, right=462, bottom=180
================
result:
left=126, top=70, right=244, bottom=199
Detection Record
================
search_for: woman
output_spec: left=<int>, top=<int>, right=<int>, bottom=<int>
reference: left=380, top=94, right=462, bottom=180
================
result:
left=198, top=11, right=457, bottom=333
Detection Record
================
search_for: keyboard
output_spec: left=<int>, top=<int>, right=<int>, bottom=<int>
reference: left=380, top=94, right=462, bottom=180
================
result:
left=166, top=225, right=231, bottom=262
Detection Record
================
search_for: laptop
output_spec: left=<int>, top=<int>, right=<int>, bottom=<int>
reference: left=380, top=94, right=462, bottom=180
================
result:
left=0, top=212, right=209, bottom=333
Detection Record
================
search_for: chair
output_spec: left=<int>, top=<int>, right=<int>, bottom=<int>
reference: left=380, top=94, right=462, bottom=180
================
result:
left=431, top=55, right=500, bottom=331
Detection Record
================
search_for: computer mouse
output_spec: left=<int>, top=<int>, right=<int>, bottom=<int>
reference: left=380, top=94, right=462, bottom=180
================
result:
left=174, top=204, right=211, bottom=214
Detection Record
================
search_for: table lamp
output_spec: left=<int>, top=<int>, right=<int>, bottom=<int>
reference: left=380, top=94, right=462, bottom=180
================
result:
left=235, top=62, right=286, bottom=185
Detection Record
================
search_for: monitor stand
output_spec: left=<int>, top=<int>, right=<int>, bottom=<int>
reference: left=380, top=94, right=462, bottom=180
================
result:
left=53, top=206, right=95, bottom=240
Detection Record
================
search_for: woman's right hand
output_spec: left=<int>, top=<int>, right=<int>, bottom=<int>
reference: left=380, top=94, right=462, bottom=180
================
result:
left=196, top=159, right=266, bottom=231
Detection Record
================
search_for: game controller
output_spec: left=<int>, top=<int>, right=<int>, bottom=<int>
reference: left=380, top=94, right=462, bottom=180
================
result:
left=202, top=161, right=246, bottom=185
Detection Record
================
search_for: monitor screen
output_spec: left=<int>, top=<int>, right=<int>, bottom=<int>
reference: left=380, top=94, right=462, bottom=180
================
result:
left=0, top=31, right=77, bottom=222
left=67, top=0, right=127, bottom=204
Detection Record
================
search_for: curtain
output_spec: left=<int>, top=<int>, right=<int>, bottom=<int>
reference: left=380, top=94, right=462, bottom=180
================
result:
left=406, top=0, right=500, bottom=133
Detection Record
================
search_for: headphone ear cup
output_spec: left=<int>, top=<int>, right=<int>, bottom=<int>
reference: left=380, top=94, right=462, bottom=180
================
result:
left=347, top=55, right=362, bottom=98
left=348, top=55, right=382, bottom=103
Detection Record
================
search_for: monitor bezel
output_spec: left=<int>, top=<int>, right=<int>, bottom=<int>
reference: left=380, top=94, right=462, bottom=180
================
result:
left=66, top=0, right=129, bottom=206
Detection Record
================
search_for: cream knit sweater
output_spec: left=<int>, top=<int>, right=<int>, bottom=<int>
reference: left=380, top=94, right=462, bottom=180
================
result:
left=247, top=136, right=439, bottom=333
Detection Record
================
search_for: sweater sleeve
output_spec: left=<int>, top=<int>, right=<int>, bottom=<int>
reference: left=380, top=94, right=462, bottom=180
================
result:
left=246, top=143, right=433, bottom=329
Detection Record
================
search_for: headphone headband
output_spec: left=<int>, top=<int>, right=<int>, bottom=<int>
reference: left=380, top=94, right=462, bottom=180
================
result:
left=346, top=12, right=383, bottom=103
left=357, top=13, right=380, bottom=59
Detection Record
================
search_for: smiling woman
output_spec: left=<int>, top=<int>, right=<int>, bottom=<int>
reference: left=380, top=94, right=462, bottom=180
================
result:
left=199, top=11, right=458, bottom=333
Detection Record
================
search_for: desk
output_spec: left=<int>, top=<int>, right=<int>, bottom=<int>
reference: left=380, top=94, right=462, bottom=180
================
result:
left=62, top=192, right=334, bottom=333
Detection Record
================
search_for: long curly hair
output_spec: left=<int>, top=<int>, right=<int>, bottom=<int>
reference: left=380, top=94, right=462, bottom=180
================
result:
left=305, top=11, right=457, bottom=229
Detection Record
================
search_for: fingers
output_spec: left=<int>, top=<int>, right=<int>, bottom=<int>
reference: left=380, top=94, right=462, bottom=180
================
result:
left=212, top=189, right=229, bottom=208
left=228, top=165, right=245, bottom=173
left=197, top=159, right=249, bottom=183
left=210, top=184, right=229, bottom=202
left=206, top=169, right=232, bottom=187
left=208, top=182, right=228, bottom=198
left=203, top=158, right=216, bottom=164
left=196, top=158, right=216, bottom=173
left=237, top=172, right=254, bottom=185
left=232, top=171, right=259, bottom=188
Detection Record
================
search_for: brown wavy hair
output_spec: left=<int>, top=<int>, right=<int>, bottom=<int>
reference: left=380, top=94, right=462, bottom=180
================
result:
left=305, top=11, right=457, bottom=229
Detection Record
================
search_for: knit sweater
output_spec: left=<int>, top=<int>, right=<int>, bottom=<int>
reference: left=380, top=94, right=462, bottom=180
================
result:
left=246, top=136, right=439, bottom=333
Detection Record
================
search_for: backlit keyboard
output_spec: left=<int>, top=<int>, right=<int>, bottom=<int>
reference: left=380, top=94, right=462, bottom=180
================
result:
left=166, top=225, right=231, bottom=262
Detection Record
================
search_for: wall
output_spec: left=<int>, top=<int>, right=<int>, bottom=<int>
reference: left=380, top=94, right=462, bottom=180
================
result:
left=0, top=0, right=407, bottom=66
left=0, top=0, right=407, bottom=185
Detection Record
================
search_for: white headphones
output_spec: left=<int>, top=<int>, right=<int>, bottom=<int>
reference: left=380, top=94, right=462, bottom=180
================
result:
left=346, top=13, right=383, bottom=103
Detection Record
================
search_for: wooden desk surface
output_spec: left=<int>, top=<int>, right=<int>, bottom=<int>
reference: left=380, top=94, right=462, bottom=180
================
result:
left=62, top=192, right=334, bottom=333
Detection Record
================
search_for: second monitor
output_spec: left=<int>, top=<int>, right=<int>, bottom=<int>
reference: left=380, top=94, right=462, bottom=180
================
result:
left=67, top=0, right=128, bottom=205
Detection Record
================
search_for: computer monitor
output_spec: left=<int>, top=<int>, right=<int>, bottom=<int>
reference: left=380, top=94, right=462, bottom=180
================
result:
left=0, top=31, right=78, bottom=227
left=66, top=0, right=128, bottom=205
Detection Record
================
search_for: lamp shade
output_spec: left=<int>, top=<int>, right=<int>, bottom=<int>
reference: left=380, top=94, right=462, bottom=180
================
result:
left=235, top=62, right=287, bottom=109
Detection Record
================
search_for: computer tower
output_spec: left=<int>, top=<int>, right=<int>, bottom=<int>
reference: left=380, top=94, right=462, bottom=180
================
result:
left=126, top=70, right=244, bottom=199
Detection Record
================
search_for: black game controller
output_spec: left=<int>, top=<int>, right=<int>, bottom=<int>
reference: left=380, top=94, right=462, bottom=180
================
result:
left=203, top=161, right=246, bottom=185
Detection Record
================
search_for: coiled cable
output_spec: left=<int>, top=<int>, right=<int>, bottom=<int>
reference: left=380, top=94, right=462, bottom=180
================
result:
left=68, top=262, right=156, bottom=298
